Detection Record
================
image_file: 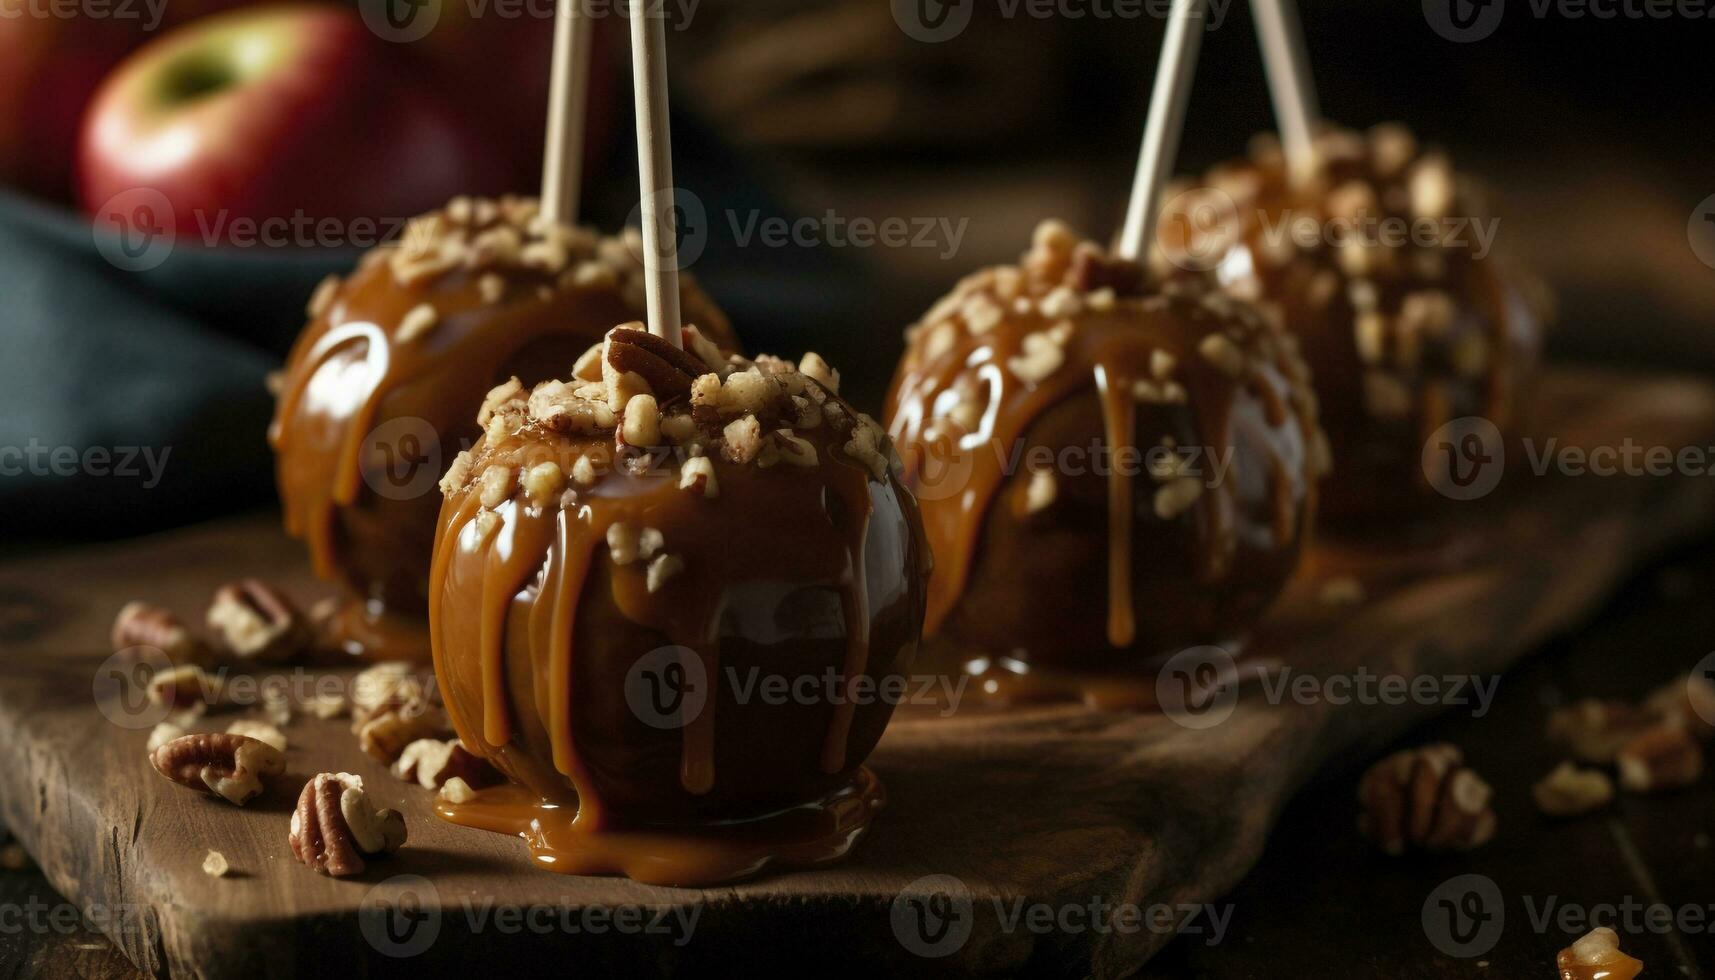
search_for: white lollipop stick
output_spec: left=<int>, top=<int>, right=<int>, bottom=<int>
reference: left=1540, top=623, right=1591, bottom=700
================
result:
left=628, top=3, right=682, bottom=348
left=1252, top=0, right=1321, bottom=189
left=541, top=0, right=593, bottom=227
left=1116, top=0, right=1208, bottom=262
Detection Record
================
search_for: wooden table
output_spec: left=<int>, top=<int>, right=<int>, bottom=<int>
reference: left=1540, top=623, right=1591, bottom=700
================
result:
left=1, top=369, right=1713, bottom=978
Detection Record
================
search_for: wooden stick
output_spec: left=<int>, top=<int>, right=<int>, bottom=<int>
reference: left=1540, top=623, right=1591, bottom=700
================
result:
left=628, top=3, right=681, bottom=348
left=1252, top=0, right=1320, bottom=190
left=1116, top=0, right=1207, bottom=262
left=540, top=0, right=593, bottom=227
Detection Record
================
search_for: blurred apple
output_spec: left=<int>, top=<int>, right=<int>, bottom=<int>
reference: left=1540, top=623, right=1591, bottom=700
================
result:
left=78, top=4, right=504, bottom=244
left=0, top=4, right=148, bottom=201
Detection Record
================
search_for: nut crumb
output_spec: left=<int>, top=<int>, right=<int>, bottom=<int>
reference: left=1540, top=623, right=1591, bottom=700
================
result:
left=202, top=850, right=230, bottom=878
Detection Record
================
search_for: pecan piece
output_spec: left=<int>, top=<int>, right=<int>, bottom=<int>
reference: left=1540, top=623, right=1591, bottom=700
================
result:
left=1616, top=725, right=1703, bottom=793
left=606, top=326, right=705, bottom=403
left=359, top=701, right=452, bottom=764
left=207, top=580, right=310, bottom=662
left=1357, top=744, right=1496, bottom=855
left=111, top=601, right=210, bottom=665
left=1547, top=698, right=1656, bottom=764
left=289, top=773, right=407, bottom=877
left=392, top=738, right=500, bottom=790
left=150, top=733, right=285, bottom=806
left=1068, top=245, right=1147, bottom=296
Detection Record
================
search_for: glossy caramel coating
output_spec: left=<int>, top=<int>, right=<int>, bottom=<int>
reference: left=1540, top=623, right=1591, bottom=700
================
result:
left=429, top=346, right=928, bottom=884
left=885, top=224, right=1327, bottom=677
left=1175, top=124, right=1548, bottom=522
left=269, top=196, right=734, bottom=660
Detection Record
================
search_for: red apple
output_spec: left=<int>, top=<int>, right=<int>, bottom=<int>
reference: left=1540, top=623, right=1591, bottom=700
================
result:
left=0, top=5, right=147, bottom=201
left=77, top=4, right=505, bottom=244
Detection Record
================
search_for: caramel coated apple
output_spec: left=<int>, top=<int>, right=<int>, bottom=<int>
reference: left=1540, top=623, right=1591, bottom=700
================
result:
left=1173, top=124, right=1548, bottom=522
left=885, top=222, right=1327, bottom=681
left=429, top=335, right=929, bottom=885
left=269, top=196, right=734, bottom=660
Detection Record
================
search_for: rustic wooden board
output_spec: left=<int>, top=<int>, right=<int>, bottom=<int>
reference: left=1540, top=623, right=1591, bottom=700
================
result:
left=1, top=368, right=1713, bottom=979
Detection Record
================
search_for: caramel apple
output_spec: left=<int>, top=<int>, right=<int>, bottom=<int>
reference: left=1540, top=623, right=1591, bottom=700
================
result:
left=268, top=196, right=735, bottom=660
left=428, top=333, right=928, bottom=885
left=885, top=221, right=1327, bottom=688
left=1173, top=124, right=1548, bottom=522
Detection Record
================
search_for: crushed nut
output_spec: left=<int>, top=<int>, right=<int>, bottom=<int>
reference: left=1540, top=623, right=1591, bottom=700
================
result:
left=799, top=352, right=839, bottom=393
left=646, top=554, right=685, bottom=593
left=1024, top=469, right=1057, bottom=515
left=396, top=303, right=439, bottom=343
left=440, top=776, right=478, bottom=804
left=522, top=462, right=565, bottom=505
left=1532, top=763, right=1614, bottom=818
left=150, top=733, right=285, bottom=806
left=477, top=377, right=525, bottom=427
left=679, top=456, right=718, bottom=497
left=773, top=431, right=818, bottom=467
left=202, top=850, right=231, bottom=878
left=722, top=416, right=763, bottom=464
left=1357, top=744, right=1495, bottom=855
left=290, top=773, right=407, bottom=877
left=622, top=394, right=662, bottom=447
left=478, top=465, right=515, bottom=509
left=1007, top=330, right=1066, bottom=384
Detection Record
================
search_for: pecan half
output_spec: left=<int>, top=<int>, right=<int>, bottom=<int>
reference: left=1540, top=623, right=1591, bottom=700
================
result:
left=392, top=738, right=500, bottom=790
left=1357, top=744, right=1496, bottom=855
left=207, top=580, right=310, bottom=662
left=289, top=773, right=407, bottom=877
left=606, top=326, right=706, bottom=403
left=150, top=733, right=285, bottom=806
left=111, top=601, right=209, bottom=665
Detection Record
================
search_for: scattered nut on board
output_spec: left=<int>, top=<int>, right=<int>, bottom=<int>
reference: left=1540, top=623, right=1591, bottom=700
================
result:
left=1531, top=763, right=1614, bottom=818
left=393, top=739, right=499, bottom=790
left=149, top=733, right=285, bottom=806
left=289, top=773, right=407, bottom=877
left=1357, top=744, right=1496, bottom=855
left=206, top=579, right=311, bottom=663
left=110, top=601, right=210, bottom=665
left=1556, top=926, right=1642, bottom=980
left=1547, top=699, right=1657, bottom=764
left=1615, top=725, right=1703, bottom=793
left=202, top=850, right=231, bottom=878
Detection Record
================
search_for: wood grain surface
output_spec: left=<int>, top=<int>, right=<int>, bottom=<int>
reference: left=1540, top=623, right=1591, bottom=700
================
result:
left=1, top=368, right=1712, bottom=979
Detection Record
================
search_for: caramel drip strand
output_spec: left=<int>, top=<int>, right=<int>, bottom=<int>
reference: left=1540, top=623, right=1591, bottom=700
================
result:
left=680, top=644, right=717, bottom=796
left=1094, top=365, right=1137, bottom=648
left=429, top=493, right=484, bottom=737
left=820, top=486, right=875, bottom=774
left=473, top=509, right=513, bottom=747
